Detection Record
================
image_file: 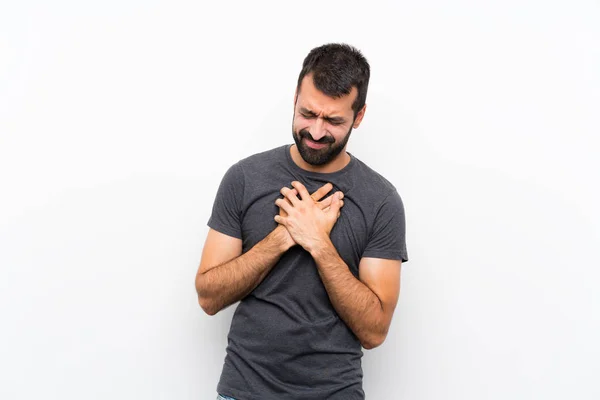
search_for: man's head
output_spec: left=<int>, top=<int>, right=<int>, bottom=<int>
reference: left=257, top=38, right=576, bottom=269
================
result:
left=292, top=43, right=370, bottom=166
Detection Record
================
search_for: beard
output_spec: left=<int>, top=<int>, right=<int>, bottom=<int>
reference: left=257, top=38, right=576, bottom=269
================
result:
left=292, top=124, right=353, bottom=166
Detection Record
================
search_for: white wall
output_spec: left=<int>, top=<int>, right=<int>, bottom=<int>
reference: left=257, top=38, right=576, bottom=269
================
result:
left=1, top=1, right=599, bottom=399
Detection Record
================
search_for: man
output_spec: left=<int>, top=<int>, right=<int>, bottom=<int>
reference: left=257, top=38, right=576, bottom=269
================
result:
left=196, top=43, right=408, bottom=400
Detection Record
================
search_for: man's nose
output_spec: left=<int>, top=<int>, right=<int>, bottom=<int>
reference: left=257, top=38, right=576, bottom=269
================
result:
left=310, top=117, right=327, bottom=141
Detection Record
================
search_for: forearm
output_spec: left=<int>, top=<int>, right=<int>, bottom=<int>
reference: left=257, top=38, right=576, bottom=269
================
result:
left=310, top=239, right=387, bottom=349
left=197, top=226, right=291, bottom=315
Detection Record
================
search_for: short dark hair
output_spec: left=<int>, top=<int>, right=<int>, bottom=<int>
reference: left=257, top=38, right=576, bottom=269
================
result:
left=296, top=43, right=370, bottom=119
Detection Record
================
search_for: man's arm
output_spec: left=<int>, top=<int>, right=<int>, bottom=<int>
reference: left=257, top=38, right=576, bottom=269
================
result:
left=310, top=240, right=401, bottom=349
left=195, top=225, right=293, bottom=315
left=197, top=182, right=339, bottom=316
left=274, top=180, right=403, bottom=349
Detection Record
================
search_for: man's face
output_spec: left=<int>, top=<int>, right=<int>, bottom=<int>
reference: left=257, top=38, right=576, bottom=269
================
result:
left=292, top=74, right=363, bottom=166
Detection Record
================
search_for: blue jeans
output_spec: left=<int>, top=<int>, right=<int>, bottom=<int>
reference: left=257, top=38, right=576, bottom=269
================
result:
left=217, top=395, right=237, bottom=400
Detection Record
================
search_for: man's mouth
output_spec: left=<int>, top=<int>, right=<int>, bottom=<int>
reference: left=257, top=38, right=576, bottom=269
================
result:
left=304, top=137, right=329, bottom=150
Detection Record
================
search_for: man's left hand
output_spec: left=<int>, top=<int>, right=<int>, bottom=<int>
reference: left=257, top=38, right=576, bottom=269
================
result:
left=274, top=181, right=344, bottom=253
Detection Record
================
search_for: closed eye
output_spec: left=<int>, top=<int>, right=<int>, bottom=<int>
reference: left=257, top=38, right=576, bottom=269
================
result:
left=299, top=107, right=346, bottom=125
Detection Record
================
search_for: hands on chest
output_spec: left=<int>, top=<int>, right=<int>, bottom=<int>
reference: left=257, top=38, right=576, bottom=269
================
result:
left=273, top=181, right=344, bottom=254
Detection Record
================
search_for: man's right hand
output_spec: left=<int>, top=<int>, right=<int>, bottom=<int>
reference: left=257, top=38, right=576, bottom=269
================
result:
left=276, top=182, right=344, bottom=249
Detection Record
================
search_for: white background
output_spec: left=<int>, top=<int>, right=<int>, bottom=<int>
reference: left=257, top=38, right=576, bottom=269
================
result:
left=1, top=1, right=599, bottom=399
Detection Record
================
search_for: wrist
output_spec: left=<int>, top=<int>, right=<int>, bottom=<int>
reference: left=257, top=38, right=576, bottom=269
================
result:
left=307, top=235, right=334, bottom=258
left=271, top=225, right=295, bottom=253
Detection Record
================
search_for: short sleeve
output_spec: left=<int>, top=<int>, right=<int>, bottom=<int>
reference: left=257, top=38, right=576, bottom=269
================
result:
left=362, top=189, right=409, bottom=262
left=207, top=162, right=244, bottom=239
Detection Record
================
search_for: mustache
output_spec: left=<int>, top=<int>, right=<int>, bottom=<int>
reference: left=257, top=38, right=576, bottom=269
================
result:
left=298, top=129, right=335, bottom=144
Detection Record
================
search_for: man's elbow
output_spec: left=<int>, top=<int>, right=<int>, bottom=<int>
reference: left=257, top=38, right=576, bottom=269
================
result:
left=196, top=274, right=218, bottom=316
left=196, top=284, right=218, bottom=316
left=198, top=296, right=219, bottom=316
left=361, top=333, right=387, bottom=350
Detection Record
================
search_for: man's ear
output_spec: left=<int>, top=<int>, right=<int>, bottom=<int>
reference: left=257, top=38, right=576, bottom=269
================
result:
left=353, top=104, right=367, bottom=128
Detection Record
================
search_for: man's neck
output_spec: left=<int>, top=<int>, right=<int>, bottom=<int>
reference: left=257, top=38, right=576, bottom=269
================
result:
left=289, top=144, right=351, bottom=174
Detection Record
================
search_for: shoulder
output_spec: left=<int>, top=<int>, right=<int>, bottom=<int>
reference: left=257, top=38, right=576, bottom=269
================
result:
left=215, top=146, right=285, bottom=200
left=237, top=145, right=286, bottom=170
left=348, top=155, right=407, bottom=223
left=218, top=146, right=282, bottom=183
left=351, top=155, right=399, bottom=197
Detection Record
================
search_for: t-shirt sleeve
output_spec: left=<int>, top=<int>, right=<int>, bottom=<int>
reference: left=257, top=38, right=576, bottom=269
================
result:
left=207, top=162, right=244, bottom=239
left=362, top=189, right=409, bottom=262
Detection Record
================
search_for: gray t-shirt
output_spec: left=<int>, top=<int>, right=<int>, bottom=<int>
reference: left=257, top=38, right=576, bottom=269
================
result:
left=207, top=144, right=408, bottom=400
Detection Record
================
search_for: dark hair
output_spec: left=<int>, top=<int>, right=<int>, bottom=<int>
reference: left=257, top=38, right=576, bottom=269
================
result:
left=296, top=43, right=370, bottom=119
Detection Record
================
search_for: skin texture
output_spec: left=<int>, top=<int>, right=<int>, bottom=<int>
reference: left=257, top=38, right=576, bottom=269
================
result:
left=196, top=73, right=402, bottom=349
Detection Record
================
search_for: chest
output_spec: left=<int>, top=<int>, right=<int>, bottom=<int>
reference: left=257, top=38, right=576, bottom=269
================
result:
left=239, top=177, right=372, bottom=276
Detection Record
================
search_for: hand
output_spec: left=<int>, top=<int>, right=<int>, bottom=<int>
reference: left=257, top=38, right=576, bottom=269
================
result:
left=274, top=181, right=344, bottom=253
left=276, top=182, right=342, bottom=249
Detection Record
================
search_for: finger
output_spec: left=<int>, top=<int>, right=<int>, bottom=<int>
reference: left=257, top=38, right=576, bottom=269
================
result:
left=281, top=194, right=295, bottom=208
left=291, top=181, right=311, bottom=201
left=279, top=199, right=291, bottom=216
left=275, top=198, right=293, bottom=214
left=317, top=194, right=333, bottom=210
left=321, top=192, right=346, bottom=209
left=329, top=191, right=344, bottom=215
left=280, top=186, right=300, bottom=206
left=310, top=182, right=333, bottom=202
left=274, top=214, right=287, bottom=225
left=288, top=188, right=300, bottom=205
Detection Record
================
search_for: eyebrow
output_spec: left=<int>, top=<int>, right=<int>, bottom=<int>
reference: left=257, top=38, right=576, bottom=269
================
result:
left=299, top=107, right=346, bottom=124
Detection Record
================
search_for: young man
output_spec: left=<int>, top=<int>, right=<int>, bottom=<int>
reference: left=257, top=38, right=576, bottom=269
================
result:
left=196, top=43, right=409, bottom=400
